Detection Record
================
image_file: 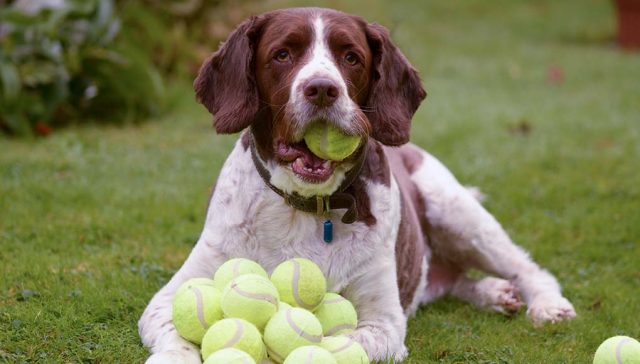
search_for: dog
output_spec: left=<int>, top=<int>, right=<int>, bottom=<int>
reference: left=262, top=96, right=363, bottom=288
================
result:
left=138, top=7, right=576, bottom=363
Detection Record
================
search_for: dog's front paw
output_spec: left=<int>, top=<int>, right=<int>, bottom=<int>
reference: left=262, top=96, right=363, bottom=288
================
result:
left=145, top=349, right=202, bottom=364
left=347, top=326, right=408, bottom=363
left=527, top=295, right=576, bottom=327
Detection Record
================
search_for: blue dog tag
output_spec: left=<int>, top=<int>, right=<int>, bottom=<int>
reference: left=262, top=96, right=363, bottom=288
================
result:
left=323, top=220, right=333, bottom=243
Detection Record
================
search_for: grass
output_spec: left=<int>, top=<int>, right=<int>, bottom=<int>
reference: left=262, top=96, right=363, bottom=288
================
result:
left=1, top=0, right=639, bottom=362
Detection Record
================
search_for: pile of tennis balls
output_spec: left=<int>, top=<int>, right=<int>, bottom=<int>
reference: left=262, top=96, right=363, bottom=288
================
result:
left=173, top=257, right=370, bottom=364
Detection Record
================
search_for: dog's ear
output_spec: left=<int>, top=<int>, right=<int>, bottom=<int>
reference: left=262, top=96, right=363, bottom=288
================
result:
left=364, top=23, right=426, bottom=146
left=194, top=16, right=266, bottom=134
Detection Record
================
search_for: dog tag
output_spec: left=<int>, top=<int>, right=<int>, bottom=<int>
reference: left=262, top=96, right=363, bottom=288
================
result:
left=323, top=220, right=333, bottom=243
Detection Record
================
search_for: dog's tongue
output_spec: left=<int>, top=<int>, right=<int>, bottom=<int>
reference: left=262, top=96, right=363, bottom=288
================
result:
left=277, top=141, right=326, bottom=166
left=301, top=149, right=327, bottom=168
left=276, top=140, right=335, bottom=182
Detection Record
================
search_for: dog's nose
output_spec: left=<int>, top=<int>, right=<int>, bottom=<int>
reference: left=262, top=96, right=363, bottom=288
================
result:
left=303, top=78, right=339, bottom=107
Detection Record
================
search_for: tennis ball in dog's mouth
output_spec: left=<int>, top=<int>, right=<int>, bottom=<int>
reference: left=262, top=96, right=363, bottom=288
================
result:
left=303, top=122, right=361, bottom=161
left=593, top=336, right=640, bottom=364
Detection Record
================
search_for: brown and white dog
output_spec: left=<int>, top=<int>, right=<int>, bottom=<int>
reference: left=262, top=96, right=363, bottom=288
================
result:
left=139, top=8, right=576, bottom=363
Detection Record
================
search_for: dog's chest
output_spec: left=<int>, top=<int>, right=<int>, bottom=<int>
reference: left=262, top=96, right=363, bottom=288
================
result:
left=204, top=144, right=400, bottom=290
left=215, top=188, right=375, bottom=287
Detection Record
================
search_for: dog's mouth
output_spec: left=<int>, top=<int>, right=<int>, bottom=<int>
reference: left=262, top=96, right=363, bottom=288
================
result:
left=276, top=140, right=335, bottom=183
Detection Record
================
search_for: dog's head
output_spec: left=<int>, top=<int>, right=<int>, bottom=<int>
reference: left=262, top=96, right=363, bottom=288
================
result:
left=195, top=8, right=426, bottom=196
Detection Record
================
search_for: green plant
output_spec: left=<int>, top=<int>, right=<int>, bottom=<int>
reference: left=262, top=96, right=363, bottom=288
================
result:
left=0, top=0, right=164, bottom=136
left=115, top=0, right=242, bottom=78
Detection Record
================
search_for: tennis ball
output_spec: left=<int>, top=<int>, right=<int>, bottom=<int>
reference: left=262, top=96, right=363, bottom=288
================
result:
left=283, top=346, right=337, bottom=364
left=204, top=348, right=257, bottom=364
left=320, top=336, right=369, bottom=364
left=172, top=280, right=223, bottom=344
left=593, top=336, right=640, bottom=364
left=221, top=274, right=280, bottom=330
left=263, top=307, right=324, bottom=363
left=214, top=258, right=268, bottom=291
left=303, top=122, right=361, bottom=161
left=314, top=293, right=358, bottom=336
left=278, top=302, right=292, bottom=312
left=175, top=277, right=216, bottom=296
left=201, top=318, right=265, bottom=363
left=270, top=258, right=326, bottom=311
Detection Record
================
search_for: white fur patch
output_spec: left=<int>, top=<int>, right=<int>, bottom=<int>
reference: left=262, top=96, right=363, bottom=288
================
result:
left=288, top=17, right=358, bottom=137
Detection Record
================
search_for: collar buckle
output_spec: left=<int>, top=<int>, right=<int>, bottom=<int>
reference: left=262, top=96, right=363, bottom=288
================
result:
left=316, top=195, right=330, bottom=216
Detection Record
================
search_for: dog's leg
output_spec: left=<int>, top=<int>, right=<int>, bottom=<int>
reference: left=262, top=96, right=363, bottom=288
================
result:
left=419, top=256, right=522, bottom=315
left=412, top=151, right=576, bottom=326
left=342, top=256, right=409, bottom=362
left=139, top=235, right=227, bottom=364
left=450, top=276, right=524, bottom=314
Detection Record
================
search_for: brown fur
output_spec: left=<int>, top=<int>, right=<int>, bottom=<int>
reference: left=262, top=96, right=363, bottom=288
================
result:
left=385, top=146, right=428, bottom=309
left=364, top=25, right=427, bottom=146
left=194, top=16, right=267, bottom=134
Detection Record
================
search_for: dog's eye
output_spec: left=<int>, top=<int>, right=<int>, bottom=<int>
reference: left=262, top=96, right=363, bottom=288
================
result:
left=275, top=50, right=290, bottom=62
left=344, top=52, right=358, bottom=65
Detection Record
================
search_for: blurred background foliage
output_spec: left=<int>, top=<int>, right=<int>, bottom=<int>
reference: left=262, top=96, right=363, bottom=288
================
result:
left=0, top=0, right=251, bottom=136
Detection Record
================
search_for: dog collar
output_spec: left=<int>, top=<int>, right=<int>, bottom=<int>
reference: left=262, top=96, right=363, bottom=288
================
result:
left=249, top=133, right=367, bottom=228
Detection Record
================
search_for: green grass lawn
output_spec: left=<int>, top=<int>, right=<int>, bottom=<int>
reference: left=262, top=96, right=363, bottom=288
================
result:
left=2, top=0, right=639, bottom=362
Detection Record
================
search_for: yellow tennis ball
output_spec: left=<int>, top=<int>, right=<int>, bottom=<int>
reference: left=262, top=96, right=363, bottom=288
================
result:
left=263, top=307, right=324, bottom=363
left=593, top=336, right=640, bottom=364
left=320, top=336, right=369, bottom=364
left=221, top=274, right=280, bottom=331
left=270, top=258, right=326, bottom=311
left=214, top=258, right=268, bottom=291
left=172, top=280, right=223, bottom=344
left=303, top=122, right=361, bottom=161
left=283, top=346, right=337, bottom=364
left=204, top=348, right=257, bottom=364
left=201, top=318, right=265, bottom=363
left=278, top=302, right=292, bottom=312
left=314, top=293, right=358, bottom=336
left=175, top=277, right=216, bottom=296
